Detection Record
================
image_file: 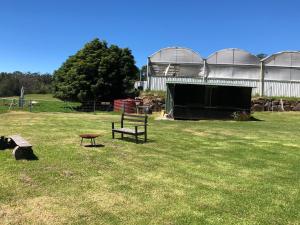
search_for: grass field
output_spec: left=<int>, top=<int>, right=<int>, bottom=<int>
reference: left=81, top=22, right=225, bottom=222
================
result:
left=0, top=94, right=80, bottom=113
left=0, top=107, right=7, bottom=114
left=0, top=111, right=299, bottom=225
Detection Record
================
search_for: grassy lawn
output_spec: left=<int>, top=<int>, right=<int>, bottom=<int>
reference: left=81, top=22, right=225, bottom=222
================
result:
left=0, top=111, right=299, bottom=224
left=0, top=107, right=7, bottom=114
left=1, top=94, right=59, bottom=101
left=0, top=94, right=80, bottom=113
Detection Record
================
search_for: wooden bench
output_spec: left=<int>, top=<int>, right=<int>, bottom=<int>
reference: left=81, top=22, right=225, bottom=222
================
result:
left=9, top=135, right=33, bottom=159
left=112, top=113, right=148, bottom=143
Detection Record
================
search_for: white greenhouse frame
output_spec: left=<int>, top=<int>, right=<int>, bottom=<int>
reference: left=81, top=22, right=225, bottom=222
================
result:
left=144, top=47, right=300, bottom=97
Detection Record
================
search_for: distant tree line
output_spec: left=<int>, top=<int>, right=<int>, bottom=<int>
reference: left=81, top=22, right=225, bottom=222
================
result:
left=0, top=72, right=52, bottom=97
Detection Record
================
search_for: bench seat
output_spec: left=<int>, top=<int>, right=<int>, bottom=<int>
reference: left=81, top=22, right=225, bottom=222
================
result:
left=9, top=135, right=32, bottom=148
left=112, top=128, right=145, bottom=135
left=8, top=135, right=34, bottom=160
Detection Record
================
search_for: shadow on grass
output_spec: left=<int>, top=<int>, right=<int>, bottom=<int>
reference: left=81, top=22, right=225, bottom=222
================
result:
left=249, top=116, right=264, bottom=121
left=114, top=137, right=155, bottom=144
left=176, top=116, right=264, bottom=122
left=82, top=144, right=105, bottom=148
left=0, top=148, right=39, bottom=160
left=19, top=150, right=39, bottom=161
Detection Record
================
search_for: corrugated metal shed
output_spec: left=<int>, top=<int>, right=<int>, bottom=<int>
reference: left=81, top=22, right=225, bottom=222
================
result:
left=148, top=76, right=261, bottom=95
left=148, top=47, right=204, bottom=77
left=166, top=80, right=256, bottom=88
left=146, top=47, right=300, bottom=97
left=166, top=81, right=253, bottom=119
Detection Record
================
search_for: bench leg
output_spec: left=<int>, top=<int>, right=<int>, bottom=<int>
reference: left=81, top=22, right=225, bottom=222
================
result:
left=90, top=138, right=94, bottom=146
left=112, top=131, right=115, bottom=139
left=121, top=133, right=124, bottom=139
left=80, top=138, right=83, bottom=146
left=135, top=135, right=138, bottom=144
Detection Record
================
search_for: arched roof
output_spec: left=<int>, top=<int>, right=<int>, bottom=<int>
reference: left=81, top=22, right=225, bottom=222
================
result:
left=262, top=51, right=300, bottom=67
left=207, top=48, right=260, bottom=65
left=149, top=47, right=204, bottom=64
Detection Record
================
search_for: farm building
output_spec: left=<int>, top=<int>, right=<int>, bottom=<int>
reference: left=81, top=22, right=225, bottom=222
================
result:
left=166, top=81, right=253, bottom=119
left=143, top=47, right=300, bottom=97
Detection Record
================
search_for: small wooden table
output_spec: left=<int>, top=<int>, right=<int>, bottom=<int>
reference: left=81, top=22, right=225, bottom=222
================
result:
left=79, top=134, right=100, bottom=146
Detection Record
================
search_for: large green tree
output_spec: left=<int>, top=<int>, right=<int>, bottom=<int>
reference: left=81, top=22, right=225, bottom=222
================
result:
left=53, top=38, right=138, bottom=102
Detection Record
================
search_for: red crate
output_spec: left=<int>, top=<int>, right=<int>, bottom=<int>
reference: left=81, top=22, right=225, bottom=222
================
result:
left=114, top=99, right=137, bottom=113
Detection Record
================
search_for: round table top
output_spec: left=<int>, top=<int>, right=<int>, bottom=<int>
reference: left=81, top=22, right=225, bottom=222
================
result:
left=79, top=134, right=100, bottom=138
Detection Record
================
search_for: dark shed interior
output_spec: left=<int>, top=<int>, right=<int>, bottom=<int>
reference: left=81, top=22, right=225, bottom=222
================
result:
left=166, top=83, right=252, bottom=119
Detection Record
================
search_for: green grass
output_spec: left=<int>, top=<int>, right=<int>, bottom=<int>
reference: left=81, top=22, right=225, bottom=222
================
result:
left=0, top=107, right=7, bottom=114
left=0, top=94, right=80, bottom=113
left=22, top=94, right=61, bottom=101
left=0, top=94, right=58, bottom=101
left=29, top=100, right=80, bottom=113
left=0, top=111, right=299, bottom=225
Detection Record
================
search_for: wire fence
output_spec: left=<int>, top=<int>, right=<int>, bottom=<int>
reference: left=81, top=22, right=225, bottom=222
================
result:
left=0, top=98, right=114, bottom=113
left=0, top=98, right=162, bottom=114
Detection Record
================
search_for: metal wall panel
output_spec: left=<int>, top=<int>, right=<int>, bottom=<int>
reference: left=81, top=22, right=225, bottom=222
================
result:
left=149, top=77, right=202, bottom=91
left=206, top=78, right=260, bottom=95
left=291, top=68, right=300, bottom=81
left=207, top=65, right=234, bottom=78
left=264, top=67, right=292, bottom=80
left=264, top=66, right=300, bottom=81
left=148, top=76, right=261, bottom=96
left=148, top=76, right=300, bottom=97
left=264, top=80, right=300, bottom=97
left=208, top=65, right=260, bottom=79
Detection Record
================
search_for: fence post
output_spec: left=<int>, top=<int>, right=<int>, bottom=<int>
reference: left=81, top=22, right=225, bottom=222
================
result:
left=29, top=99, right=32, bottom=112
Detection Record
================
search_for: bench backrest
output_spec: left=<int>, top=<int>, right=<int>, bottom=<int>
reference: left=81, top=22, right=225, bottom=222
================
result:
left=121, top=113, right=147, bottom=126
left=9, top=135, right=32, bottom=147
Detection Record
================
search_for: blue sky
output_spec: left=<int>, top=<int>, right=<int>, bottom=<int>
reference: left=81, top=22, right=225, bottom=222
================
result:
left=0, top=0, right=300, bottom=73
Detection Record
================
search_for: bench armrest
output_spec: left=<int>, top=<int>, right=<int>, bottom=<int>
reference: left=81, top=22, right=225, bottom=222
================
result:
left=134, top=124, right=147, bottom=132
left=112, top=121, right=119, bottom=129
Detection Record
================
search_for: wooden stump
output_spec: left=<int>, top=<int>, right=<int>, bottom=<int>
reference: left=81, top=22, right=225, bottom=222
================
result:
left=12, top=146, right=34, bottom=160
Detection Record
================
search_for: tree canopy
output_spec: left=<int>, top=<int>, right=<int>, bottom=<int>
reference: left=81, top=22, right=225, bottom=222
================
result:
left=256, top=53, right=268, bottom=60
left=53, top=38, right=138, bottom=102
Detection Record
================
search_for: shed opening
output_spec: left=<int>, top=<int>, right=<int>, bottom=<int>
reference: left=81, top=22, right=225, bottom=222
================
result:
left=166, top=83, right=252, bottom=119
